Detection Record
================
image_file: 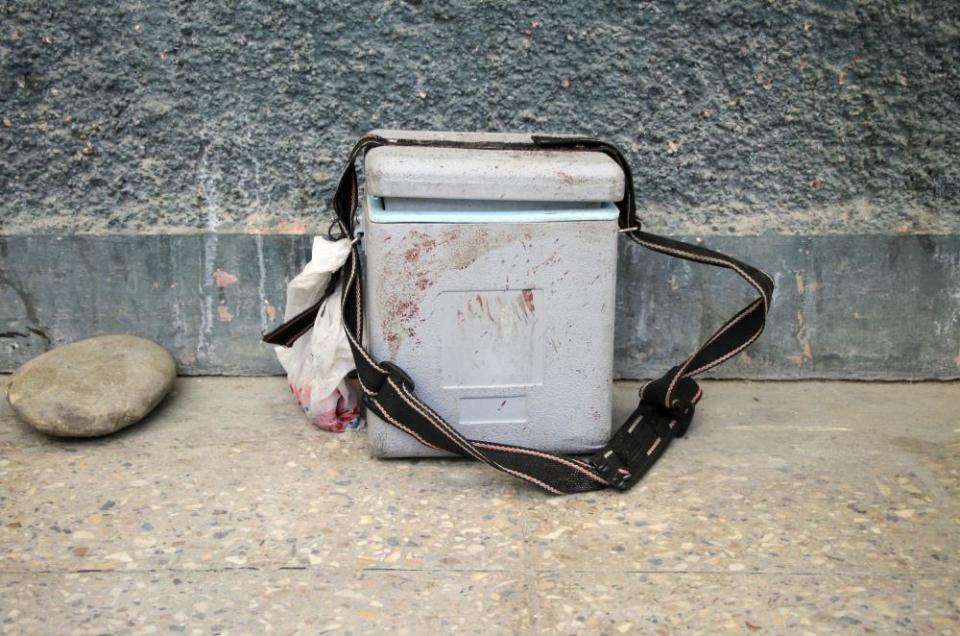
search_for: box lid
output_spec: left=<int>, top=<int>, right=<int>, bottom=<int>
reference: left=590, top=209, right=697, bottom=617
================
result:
left=364, top=130, right=625, bottom=203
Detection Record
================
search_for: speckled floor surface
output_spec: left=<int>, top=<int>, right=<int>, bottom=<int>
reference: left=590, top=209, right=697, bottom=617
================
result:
left=1, top=377, right=958, bottom=635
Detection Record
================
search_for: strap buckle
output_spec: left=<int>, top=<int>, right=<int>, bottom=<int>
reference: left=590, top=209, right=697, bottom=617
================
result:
left=668, top=398, right=695, bottom=439
left=361, top=361, right=416, bottom=415
left=589, top=399, right=695, bottom=490
left=378, top=361, right=415, bottom=392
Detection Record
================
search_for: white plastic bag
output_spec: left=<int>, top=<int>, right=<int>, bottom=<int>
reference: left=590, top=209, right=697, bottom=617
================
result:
left=275, top=237, right=360, bottom=431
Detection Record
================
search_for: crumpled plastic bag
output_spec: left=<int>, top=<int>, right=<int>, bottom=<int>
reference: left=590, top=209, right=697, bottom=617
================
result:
left=275, top=237, right=360, bottom=432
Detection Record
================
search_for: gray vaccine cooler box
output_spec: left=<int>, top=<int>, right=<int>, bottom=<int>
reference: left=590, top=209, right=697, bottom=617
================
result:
left=361, top=130, right=625, bottom=458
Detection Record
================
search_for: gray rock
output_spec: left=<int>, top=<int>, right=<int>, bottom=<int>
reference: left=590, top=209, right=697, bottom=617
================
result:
left=6, top=335, right=176, bottom=437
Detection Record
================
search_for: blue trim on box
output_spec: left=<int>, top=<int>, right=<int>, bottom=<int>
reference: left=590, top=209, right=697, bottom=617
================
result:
left=365, top=196, right=619, bottom=224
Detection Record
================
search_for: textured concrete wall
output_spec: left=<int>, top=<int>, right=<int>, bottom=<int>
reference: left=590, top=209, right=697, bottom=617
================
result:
left=2, top=233, right=958, bottom=379
left=3, top=0, right=958, bottom=234
left=2, top=1, right=959, bottom=378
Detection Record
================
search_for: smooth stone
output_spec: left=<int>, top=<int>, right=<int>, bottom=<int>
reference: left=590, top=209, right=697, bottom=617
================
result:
left=6, top=335, right=176, bottom=437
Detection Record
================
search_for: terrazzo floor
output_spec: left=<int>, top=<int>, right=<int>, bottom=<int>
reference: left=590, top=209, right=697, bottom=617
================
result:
left=1, top=376, right=958, bottom=635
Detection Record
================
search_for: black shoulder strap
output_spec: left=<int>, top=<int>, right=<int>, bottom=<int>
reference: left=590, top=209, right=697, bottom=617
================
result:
left=264, top=133, right=774, bottom=494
